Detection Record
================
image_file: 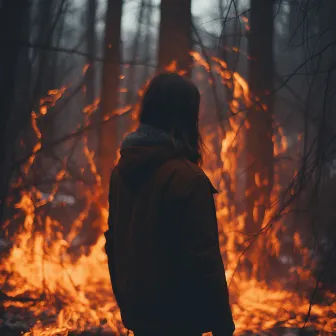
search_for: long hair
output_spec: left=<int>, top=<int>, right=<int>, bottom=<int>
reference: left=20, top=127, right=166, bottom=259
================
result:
left=139, top=72, right=203, bottom=164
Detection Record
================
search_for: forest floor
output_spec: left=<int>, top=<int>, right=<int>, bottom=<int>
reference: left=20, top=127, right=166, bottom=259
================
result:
left=0, top=325, right=322, bottom=336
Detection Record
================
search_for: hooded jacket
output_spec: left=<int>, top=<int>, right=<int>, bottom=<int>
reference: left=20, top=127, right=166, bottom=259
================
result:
left=104, top=126, right=235, bottom=334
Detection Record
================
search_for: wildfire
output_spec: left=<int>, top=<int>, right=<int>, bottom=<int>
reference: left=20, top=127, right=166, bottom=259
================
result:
left=1, top=52, right=335, bottom=336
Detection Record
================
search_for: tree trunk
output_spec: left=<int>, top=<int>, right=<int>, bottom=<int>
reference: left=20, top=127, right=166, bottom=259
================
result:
left=32, top=1, right=65, bottom=184
left=120, top=0, right=146, bottom=139
left=34, top=1, right=56, bottom=97
left=85, top=0, right=96, bottom=106
left=245, top=0, right=274, bottom=236
left=142, top=0, right=153, bottom=84
left=0, top=0, right=30, bottom=223
left=158, top=0, right=192, bottom=75
left=98, top=0, right=123, bottom=203
left=126, top=0, right=146, bottom=105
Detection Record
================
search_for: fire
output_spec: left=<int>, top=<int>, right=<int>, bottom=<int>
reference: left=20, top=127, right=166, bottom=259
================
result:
left=39, top=86, right=67, bottom=116
left=165, top=60, right=178, bottom=72
left=241, top=16, right=250, bottom=31
left=83, top=98, right=100, bottom=116
left=82, top=64, right=90, bottom=75
left=1, top=52, right=335, bottom=336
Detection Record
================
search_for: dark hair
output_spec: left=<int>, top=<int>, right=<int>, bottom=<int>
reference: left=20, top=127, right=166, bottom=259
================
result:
left=139, top=72, right=203, bottom=164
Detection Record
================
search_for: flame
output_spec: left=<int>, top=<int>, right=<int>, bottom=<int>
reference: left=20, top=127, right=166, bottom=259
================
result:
left=165, top=60, right=178, bottom=72
left=164, top=60, right=188, bottom=76
left=241, top=16, right=250, bottom=30
left=83, top=98, right=100, bottom=116
left=82, top=64, right=90, bottom=75
left=39, top=86, right=67, bottom=116
left=1, top=51, right=335, bottom=335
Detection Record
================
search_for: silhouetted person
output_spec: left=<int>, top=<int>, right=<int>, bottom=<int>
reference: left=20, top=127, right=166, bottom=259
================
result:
left=105, top=73, right=235, bottom=336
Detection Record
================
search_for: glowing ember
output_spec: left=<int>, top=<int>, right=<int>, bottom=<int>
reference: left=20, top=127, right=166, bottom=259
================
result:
left=82, top=64, right=90, bottom=75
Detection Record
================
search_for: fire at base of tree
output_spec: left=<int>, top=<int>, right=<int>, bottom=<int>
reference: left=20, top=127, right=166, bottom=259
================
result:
left=0, top=0, right=336, bottom=335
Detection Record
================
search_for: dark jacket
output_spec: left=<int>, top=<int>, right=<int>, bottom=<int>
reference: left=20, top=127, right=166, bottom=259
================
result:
left=105, top=144, right=235, bottom=334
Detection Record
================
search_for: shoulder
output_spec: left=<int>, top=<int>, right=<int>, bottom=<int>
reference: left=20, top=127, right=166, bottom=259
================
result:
left=160, top=157, right=217, bottom=196
left=168, top=157, right=203, bottom=175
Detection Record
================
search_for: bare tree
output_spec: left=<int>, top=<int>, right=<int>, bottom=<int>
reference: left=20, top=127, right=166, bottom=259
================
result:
left=245, top=0, right=275, bottom=241
left=238, top=0, right=276, bottom=281
left=85, top=0, right=97, bottom=106
left=142, top=0, right=153, bottom=84
left=158, top=0, right=192, bottom=75
left=31, top=1, right=67, bottom=184
left=120, top=0, right=147, bottom=138
left=0, top=0, right=30, bottom=223
left=98, top=0, right=123, bottom=202
left=126, top=0, right=146, bottom=105
left=34, top=1, right=57, bottom=97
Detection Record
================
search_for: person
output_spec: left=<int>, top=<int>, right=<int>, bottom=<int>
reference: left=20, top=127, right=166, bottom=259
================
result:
left=104, top=73, right=235, bottom=336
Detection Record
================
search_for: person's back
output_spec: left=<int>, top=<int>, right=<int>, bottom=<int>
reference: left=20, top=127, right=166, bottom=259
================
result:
left=105, top=73, right=235, bottom=335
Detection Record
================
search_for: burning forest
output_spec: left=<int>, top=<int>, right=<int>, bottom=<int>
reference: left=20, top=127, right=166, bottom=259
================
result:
left=1, top=0, right=336, bottom=335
